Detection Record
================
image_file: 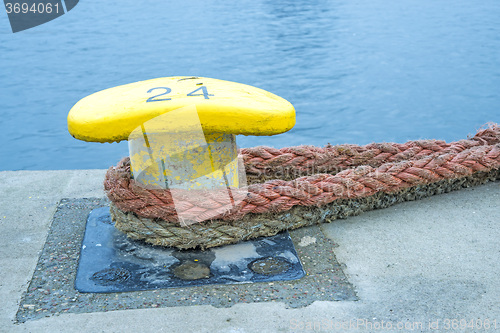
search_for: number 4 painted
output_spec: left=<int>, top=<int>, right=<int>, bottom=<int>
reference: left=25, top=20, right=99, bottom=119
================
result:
left=187, top=86, right=214, bottom=99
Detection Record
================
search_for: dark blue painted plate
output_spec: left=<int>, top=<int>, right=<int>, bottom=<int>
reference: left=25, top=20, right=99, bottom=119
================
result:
left=75, top=207, right=305, bottom=293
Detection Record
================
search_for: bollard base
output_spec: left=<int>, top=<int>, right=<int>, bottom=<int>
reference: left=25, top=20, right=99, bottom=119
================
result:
left=75, top=207, right=305, bottom=293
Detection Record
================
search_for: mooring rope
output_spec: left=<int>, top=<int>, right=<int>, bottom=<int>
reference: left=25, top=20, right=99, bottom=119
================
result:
left=241, top=125, right=499, bottom=179
left=103, top=124, right=500, bottom=249
left=105, top=125, right=500, bottom=221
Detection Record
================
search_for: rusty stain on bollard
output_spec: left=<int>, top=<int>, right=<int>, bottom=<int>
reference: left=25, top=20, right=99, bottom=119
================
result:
left=91, top=268, right=132, bottom=285
left=173, top=262, right=211, bottom=280
left=250, top=257, right=291, bottom=275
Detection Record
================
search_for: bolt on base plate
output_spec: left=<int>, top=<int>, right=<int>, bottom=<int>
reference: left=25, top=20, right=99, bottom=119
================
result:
left=75, top=207, right=305, bottom=293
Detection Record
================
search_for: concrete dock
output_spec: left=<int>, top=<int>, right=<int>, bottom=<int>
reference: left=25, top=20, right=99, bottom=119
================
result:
left=1, top=169, right=499, bottom=332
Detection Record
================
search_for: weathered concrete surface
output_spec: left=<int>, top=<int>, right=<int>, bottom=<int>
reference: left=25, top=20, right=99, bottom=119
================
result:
left=16, top=200, right=354, bottom=322
left=0, top=169, right=499, bottom=332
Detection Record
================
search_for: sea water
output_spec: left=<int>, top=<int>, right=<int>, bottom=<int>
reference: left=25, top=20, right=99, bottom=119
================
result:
left=1, top=0, right=499, bottom=170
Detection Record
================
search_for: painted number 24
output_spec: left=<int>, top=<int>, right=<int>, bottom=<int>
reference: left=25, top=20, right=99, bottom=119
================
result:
left=146, top=86, right=213, bottom=102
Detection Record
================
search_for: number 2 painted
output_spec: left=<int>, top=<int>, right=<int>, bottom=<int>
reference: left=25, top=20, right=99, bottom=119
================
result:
left=146, top=86, right=214, bottom=102
left=146, top=87, right=172, bottom=102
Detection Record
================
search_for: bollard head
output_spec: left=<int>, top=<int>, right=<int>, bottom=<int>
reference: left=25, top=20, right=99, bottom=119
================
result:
left=67, top=76, right=295, bottom=143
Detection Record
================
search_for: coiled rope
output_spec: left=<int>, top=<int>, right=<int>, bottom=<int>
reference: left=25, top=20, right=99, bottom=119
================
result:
left=104, top=124, right=500, bottom=249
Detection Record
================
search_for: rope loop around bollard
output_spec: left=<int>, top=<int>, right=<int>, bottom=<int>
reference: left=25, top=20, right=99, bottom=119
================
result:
left=104, top=124, right=500, bottom=249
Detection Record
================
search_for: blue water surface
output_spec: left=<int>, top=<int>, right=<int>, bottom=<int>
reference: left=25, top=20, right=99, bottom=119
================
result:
left=1, top=0, right=499, bottom=170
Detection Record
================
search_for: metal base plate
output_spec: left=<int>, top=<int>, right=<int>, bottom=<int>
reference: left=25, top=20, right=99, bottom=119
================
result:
left=75, top=207, right=305, bottom=293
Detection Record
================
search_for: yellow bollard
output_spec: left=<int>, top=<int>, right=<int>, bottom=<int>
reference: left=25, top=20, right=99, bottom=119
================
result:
left=68, top=76, right=295, bottom=224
